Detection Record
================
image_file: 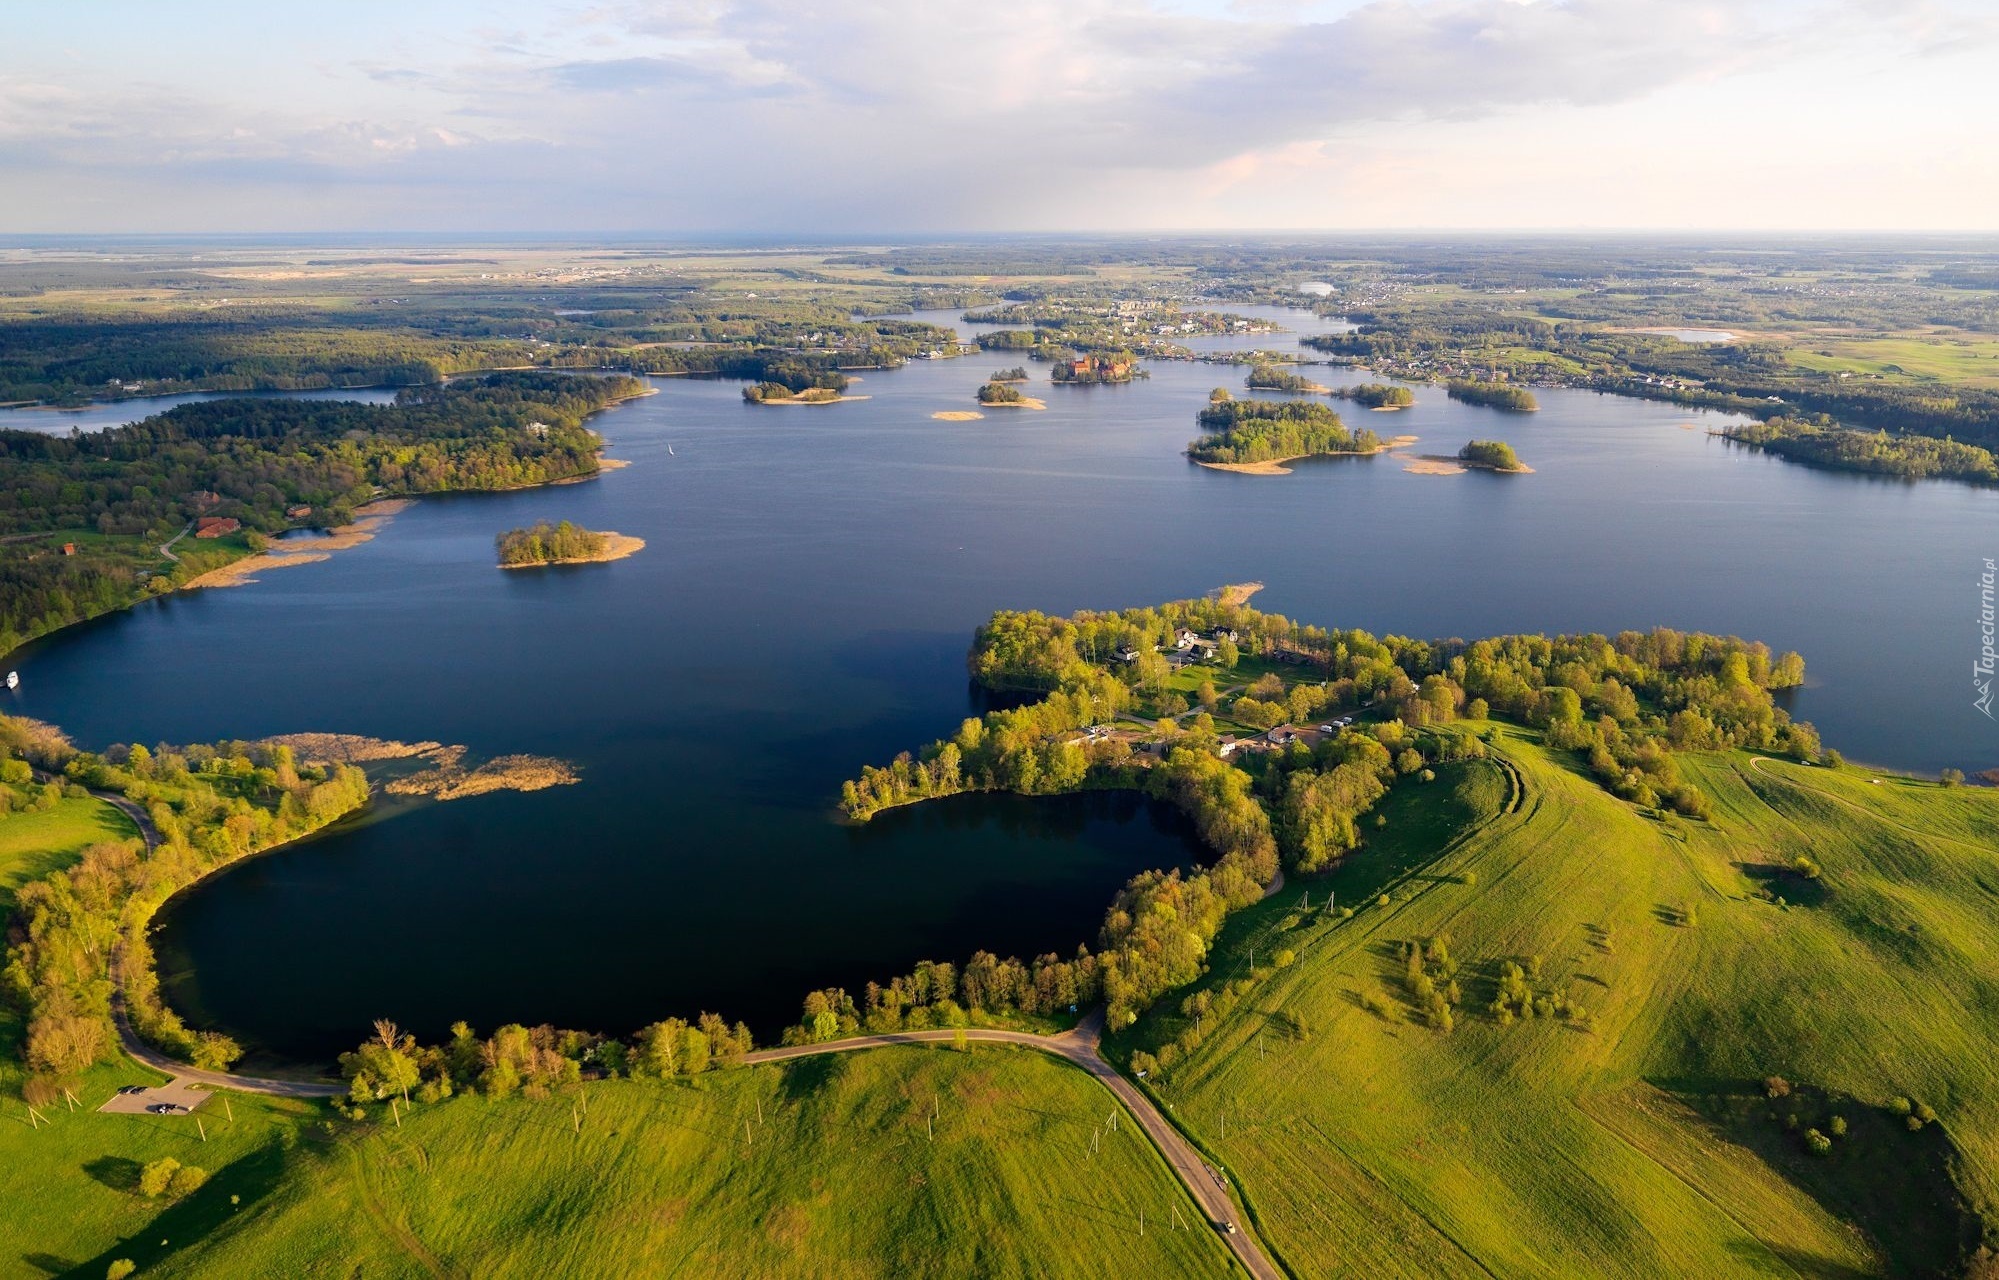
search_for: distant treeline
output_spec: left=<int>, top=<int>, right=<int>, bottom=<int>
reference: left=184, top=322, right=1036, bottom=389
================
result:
left=0, top=371, right=640, bottom=654
left=1722, top=416, right=1999, bottom=483
left=1187, top=392, right=1379, bottom=465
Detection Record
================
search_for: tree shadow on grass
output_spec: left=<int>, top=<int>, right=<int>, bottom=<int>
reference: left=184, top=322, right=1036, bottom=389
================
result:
left=65, top=1139, right=291, bottom=1280
left=21, top=1255, right=77, bottom=1277
left=82, top=1155, right=142, bottom=1193
left=777, top=1053, right=844, bottom=1103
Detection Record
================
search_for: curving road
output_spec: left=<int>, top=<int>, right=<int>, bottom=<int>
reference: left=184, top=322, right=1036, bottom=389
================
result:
left=744, top=1012, right=1285, bottom=1280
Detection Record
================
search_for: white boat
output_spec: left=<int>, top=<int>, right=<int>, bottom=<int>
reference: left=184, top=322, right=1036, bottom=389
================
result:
left=667, top=444, right=676, bottom=456
left=4, top=671, right=16, bottom=690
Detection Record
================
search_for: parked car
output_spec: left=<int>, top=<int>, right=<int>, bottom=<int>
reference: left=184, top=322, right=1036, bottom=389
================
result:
left=116, top=1084, right=148, bottom=1096
left=145, top=1102, right=187, bottom=1115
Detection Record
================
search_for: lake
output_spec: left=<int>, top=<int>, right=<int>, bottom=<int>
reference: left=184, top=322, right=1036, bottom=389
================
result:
left=6, top=305, right=1993, bottom=1062
left=0, top=386, right=400, bottom=435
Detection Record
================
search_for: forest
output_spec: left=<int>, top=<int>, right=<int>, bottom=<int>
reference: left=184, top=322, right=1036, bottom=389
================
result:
left=0, top=372, right=640, bottom=654
left=1186, top=391, right=1380, bottom=465
left=0, top=719, right=370, bottom=1100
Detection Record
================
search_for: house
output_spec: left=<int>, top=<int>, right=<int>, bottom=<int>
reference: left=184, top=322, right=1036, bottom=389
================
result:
left=61, top=543, right=76, bottom=556
left=1114, top=644, right=1140, bottom=663
left=194, top=516, right=241, bottom=539
left=190, top=491, right=221, bottom=510
left=285, top=505, right=313, bottom=520
left=1175, top=629, right=1200, bottom=651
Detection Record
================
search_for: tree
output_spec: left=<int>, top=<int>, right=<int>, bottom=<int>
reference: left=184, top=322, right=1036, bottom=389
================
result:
left=107, top=1262, right=137, bottom=1280
left=1941, top=768, right=1965, bottom=787
left=139, top=1157, right=181, bottom=1198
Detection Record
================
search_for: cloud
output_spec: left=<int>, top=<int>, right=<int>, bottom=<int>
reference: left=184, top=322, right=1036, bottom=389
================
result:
left=0, top=0, right=1992, bottom=231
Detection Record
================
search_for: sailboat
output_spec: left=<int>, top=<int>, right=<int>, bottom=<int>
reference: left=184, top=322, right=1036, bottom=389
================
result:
left=667, top=444, right=676, bottom=456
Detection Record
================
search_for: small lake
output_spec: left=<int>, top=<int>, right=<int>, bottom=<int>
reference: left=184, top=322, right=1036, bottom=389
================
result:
left=0, top=387, right=401, bottom=435
left=5, top=304, right=1993, bottom=1062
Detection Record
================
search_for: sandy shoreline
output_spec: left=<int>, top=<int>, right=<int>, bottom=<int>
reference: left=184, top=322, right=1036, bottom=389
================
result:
left=265, top=732, right=580, bottom=801
left=983, top=396, right=1047, bottom=411
left=749, top=394, right=872, bottom=406
left=1195, top=436, right=1412, bottom=476
left=183, top=498, right=413, bottom=589
left=1397, top=452, right=1535, bottom=476
left=498, top=532, right=645, bottom=569
left=932, top=410, right=985, bottom=421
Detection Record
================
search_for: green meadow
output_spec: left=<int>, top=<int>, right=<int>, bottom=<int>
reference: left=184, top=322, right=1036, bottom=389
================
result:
left=1123, top=729, right=1999, bottom=1278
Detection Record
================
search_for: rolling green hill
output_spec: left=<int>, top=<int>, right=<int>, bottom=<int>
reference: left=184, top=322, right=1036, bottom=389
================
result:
left=1118, top=729, right=1999, bottom=1278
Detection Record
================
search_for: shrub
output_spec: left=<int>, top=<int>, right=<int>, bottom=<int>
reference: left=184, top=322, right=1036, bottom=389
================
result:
left=1764, top=1076, right=1792, bottom=1099
left=1941, top=767, right=1964, bottom=787
left=139, top=1157, right=180, bottom=1198
left=1806, top=1128, right=1832, bottom=1155
left=107, top=1263, right=137, bottom=1280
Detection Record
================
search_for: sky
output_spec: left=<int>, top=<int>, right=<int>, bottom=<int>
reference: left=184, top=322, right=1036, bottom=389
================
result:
left=3, top=0, right=1996, bottom=234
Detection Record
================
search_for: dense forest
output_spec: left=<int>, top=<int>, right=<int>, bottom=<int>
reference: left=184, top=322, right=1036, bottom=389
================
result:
left=1446, top=381, right=1539, bottom=412
left=496, top=521, right=610, bottom=566
left=1722, top=416, right=1999, bottom=483
left=0, top=719, right=370, bottom=1098
left=1187, top=392, right=1380, bottom=465
left=835, top=596, right=1818, bottom=1033
left=0, top=371, right=640, bottom=654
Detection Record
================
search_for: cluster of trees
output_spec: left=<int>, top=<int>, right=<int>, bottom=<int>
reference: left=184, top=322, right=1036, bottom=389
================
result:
left=1332, top=383, right=1415, bottom=408
left=989, top=366, right=1029, bottom=382
left=337, top=1012, right=755, bottom=1108
left=976, top=381, right=1025, bottom=405
left=1488, top=954, right=1589, bottom=1027
left=1446, top=381, right=1540, bottom=412
left=1459, top=439, right=1524, bottom=471
left=783, top=951, right=1101, bottom=1045
left=0, top=371, right=641, bottom=653
left=0, top=720, right=370, bottom=1099
left=729, top=361, right=850, bottom=395
left=1187, top=392, right=1381, bottom=465
left=1244, top=364, right=1319, bottom=393
left=1723, top=416, right=1998, bottom=483
left=977, top=331, right=1041, bottom=351
left=496, top=520, right=609, bottom=566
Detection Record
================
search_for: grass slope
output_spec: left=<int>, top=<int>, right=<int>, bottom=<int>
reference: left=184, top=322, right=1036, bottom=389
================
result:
left=101, top=1046, right=1239, bottom=1279
left=1124, top=728, right=1999, bottom=1279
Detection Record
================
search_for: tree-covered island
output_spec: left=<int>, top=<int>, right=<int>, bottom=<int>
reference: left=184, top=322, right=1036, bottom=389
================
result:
left=1187, top=390, right=1383, bottom=473
left=1457, top=439, right=1529, bottom=472
left=1332, top=383, right=1417, bottom=409
left=496, top=520, right=644, bottom=567
left=1446, top=380, right=1540, bottom=412
left=1245, top=363, right=1329, bottom=394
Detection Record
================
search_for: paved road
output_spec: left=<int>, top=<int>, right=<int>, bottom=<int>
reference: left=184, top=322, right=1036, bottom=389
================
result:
left=744, top=1012, right=1285, bottom=1280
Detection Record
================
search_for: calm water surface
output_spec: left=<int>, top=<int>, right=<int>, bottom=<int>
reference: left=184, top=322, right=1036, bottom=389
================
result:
left=5, top=306, right=1992, bottom=1061
left=0, top=386, right=399, bottom=434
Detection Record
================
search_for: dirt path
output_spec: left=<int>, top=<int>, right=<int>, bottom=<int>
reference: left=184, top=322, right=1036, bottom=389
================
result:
left=158, top=520, right=194, bottom=564
left=743, top=1011, right=1284, bottom=1279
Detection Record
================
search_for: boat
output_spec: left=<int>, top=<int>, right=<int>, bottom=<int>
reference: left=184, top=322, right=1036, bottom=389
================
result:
left=5, top=671, right=16, bottom=690
left=668, top=444, right=676, bottom=456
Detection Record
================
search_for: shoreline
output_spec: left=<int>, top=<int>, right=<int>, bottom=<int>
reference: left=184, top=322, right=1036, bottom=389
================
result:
left=498, top=531, right=645, bottom=568
left=747, top=393, right=872, bottom=406
left=1195, top=435, right=1415, bottom=476
left=982, top=395, right=1047, bottom=411
left=182, top=498, right=414, bottom=590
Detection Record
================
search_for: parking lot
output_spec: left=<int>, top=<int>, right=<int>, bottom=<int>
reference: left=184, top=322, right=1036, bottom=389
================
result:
left=96, top=1078, right=215, bottom=1116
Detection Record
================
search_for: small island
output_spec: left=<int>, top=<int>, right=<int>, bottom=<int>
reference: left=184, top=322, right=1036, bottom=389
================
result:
left=1332, top=383, right=1416, bottom=409
left=496, top=520, right=645, bottom=568
left=1245, top=363, right=1329, bottom=394
left=989, top=366, right=1029, bottom=383
left=1457, top=439, right=1531, bottom=472
left=977, top=381, right=1045, bottom=409
left=1188, top=390, right=1382, bottom=474
left=743, top=382, right=860, bottom=405
left=1051, top=352, right=1139, bottom=384
left=1446, top=380, right=1539, bottom=412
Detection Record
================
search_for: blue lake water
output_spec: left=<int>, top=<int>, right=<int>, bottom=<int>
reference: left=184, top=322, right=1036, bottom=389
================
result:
left=4, top=305, right=1992, bottom=1061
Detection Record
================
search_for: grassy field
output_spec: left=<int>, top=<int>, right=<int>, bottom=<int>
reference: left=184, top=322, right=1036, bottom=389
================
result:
left=1785, top=335, right=1999, bottom=388
left=1122, top=728, right=1999, bottom=1278
left=100, top=1046, right=1237, bottom=1279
